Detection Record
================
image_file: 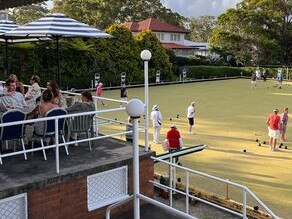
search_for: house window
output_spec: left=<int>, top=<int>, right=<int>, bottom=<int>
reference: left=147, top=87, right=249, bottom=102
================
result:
left=170, top=34, right=180, bottom=42
left=156, top=33, right=164, bottom=41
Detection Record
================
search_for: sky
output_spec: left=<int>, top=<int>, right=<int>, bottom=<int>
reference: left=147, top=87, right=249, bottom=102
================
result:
left=161, top=0, right=242, bottom=17
left=46, top=0, right=242, bottom=18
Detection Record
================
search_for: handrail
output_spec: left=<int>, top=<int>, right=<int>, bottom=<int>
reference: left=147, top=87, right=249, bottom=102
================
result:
left=152, top=156, right=279, bottom=219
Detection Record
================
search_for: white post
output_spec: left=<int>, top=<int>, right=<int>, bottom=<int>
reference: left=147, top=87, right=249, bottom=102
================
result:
left=133, top=117, right=140, bottom=219
left=55, top=119, right=59, bottom=173
left=141, top=50, right=152, bottom=152
left=126, top=99, right=145, bottom=219
left=243, top=189, right=247, bottom=218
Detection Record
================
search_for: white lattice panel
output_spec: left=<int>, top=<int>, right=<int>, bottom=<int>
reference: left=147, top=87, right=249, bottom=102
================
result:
left=0, top=193, right=27, bottom=219
left=87, top=166, right=128, bottom=211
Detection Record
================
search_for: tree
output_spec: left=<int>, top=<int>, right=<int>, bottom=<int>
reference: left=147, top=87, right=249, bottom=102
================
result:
left=188, top=16, right=216, bottom=42
left=135, top=30, right=173, bottom=82
left=10, top=3, right=48, bottom=25
left=210, top=0, right=292, bottom=65
left=52, top=0, right=186, bottom=29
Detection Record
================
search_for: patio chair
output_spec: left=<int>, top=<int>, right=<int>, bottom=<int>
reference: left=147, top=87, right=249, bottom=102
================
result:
left=0, top=109, right=27, bottom=164
left=66, top=114, right=94, bottom=151
left=32, top=108, right=68, bottom=160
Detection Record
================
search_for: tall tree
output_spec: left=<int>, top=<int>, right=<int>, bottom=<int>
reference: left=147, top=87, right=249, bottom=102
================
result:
left=188, top=16, right=216, bottom=42
left=52, top=0, right=186, bottom=29
left=10, top=3, right=48, bottom=25
left=210, top=0, right=292, bottom=65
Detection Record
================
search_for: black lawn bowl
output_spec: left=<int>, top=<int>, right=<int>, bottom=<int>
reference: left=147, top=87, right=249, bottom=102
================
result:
left=258, top=143, right=261, bottom=146
left=176, top=114, right=180, bottom=118
left=243, top=149, right=247, bottom=153
left=254, top=206, right=259, bottom=211
left=255, top=139, right=259, bottom=142
left=170, top=118, right=172, bottom=121
left=260, top=141, right=266, bottom=144
left=285, top=146, right=288, bottom=149
left=279, top=145, right=282, bottom=148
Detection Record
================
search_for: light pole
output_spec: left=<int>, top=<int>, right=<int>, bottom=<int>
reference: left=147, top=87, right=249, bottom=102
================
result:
left=140, top=49, right=152, bottom=152
left=126, top=99, right=145, bottom=219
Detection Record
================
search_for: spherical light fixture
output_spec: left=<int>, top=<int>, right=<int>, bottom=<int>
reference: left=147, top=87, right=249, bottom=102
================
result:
left=126, top=99, right=145, bottom=118
left=140, top=50, right=152, bottom=61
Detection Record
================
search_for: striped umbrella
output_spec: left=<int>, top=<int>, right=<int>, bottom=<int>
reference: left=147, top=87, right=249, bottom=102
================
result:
left=5, top=13, right=112, bottom=85
left=0, top=20, right=50, bottom=75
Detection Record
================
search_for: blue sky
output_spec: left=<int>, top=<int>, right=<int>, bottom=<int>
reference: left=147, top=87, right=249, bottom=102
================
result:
left=46, top=0, right=242, bottom=18
left=161, top=0, right=242, bottom=17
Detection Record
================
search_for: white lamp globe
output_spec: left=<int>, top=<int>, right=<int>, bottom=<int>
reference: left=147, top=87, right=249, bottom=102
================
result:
left=126, top=99, right=145, bottom=118
left=140, top=50, right=152, bottom=61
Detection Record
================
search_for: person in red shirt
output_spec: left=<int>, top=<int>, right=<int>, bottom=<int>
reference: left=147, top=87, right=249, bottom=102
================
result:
left=166, top=124, right=183, bottom=164
left=266, top=109, right=281, bottom=151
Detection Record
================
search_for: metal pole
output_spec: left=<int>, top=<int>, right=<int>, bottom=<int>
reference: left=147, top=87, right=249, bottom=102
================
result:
left=5, top=40, right=8, bottom=76
left=144, top=60, right=149, bottom=151
left=243, top=189, right=246, bottom=218
left=55, top=119, right=59, bottom=173
left=133, top=117, right=140, bottom=219
left=56, top=37, right=60, bottom=86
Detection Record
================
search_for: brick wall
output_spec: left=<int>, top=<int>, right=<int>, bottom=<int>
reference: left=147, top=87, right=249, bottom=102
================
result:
left=28, top=157, right=154, bottom=219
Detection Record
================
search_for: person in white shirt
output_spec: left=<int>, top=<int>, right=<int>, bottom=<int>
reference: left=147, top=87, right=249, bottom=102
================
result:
left=0, top=79, right=28, bottom=112
left=25, top=75, right=41, bottom=108
left=150, top=104, right=162, bottom=144
left=186, top=102, right=196, bottom=134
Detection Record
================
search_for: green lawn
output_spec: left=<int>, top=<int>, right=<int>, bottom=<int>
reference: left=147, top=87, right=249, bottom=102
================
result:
left=99, top=79, right=292, bottom=218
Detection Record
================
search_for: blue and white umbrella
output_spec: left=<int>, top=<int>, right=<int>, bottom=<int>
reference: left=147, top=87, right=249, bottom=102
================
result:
left=5, top=13, right=112, bottom=84
left=0, top=20, right=50, bottom=75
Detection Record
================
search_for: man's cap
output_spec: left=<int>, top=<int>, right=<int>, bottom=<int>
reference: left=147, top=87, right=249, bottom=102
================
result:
left=170, top=124, right=177, bottom=128
left=153, top=105, right=159, bottom=110
left=274, top=108, right=279, bottom=112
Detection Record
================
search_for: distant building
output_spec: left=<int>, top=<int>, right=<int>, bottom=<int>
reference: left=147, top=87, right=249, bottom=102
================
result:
left=122, top=18, right=197, bottom=57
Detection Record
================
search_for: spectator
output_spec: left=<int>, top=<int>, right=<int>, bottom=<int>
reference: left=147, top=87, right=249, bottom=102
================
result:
left=251, top=73, right=257, bottom=89
left=120, top=84, right=128, bottom=106
left=277, top=69, right=283, bottom=89
left=166, top=124, right=183, bottom=164
left=46, top=80, right=65, bottom=107
left=280, top=108, right=289, bottom=142
left=150, top=104, right=162, bottom=144
left=25, top=75, right=41, bottom=108
left=262, top=68, right=267, bottom=82
left=9, top=74, right=25, bottom=95
left=125, top=117, right=133, bottom=142
left=96, top=82, right=106, bottom=106
left=186, top=102, right=196, bottom=134
left=34, top=89, right=58, bottom=135
left=266, top=108, right=281, bottom=151
left=0, top=79, right=28, bottom=112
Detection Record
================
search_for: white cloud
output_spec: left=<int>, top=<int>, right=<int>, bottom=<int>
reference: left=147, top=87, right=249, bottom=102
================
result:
left=161, top=0, right=243, bottom=17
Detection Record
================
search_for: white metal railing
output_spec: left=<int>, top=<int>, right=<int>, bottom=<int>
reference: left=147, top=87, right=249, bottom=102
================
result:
left=0, top=107, right=134, bottom=173
left=151, top=155, right=279, bottom=219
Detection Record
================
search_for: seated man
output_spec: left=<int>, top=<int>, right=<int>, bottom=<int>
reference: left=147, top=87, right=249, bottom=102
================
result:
left=0, top=79, right=29, bottom=112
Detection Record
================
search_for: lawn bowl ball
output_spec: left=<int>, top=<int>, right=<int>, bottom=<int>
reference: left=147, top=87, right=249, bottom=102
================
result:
left=243, top=149, right=246, bottom=153
left=279, top=145, right=282, bottom=148
left=254, top=206, right=259, bottom=211
left=260, top=140, right=266, bottom=144
left=176, top=114, right=180, bottom=118
left=114, top=118, right=117, bottom=121
left=170, top=118, right=172, bottom=121
left=285, top=146, right=288, bottom=149
left=280, top=143, right=283, bottom=146
left=255, top=139, right=259, bottom=142
left=258, top=143, right=261, bottom=146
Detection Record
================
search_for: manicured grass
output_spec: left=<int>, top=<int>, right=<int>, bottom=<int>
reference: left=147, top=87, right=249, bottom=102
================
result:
left=100, top=79, right=292, bottom=218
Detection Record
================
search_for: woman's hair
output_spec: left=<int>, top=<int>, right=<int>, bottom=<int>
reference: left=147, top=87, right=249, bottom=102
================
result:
left=284, top=107, right=288, bottom=112
left=8, top=74, right=18, bottom=82
left=31, top=75, right=40, bottom=83
left=42, top=89, right=53, bottom=102
left=48, top=80, right=60, bottom=98
left=81, top=90, right=93, bottom=102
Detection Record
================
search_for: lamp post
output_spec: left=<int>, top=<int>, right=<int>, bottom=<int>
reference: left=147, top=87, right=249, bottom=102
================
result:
left=140, top=49, right=152, bottom=152
left=126, top=99, right=145, bottom=219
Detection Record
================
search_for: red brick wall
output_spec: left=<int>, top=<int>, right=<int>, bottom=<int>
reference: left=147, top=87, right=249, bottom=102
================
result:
left=28, top=157, right=154, bottom=219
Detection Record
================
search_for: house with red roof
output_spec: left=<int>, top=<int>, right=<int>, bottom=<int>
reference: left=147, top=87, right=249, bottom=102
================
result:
left=122, top=18, right=198, bottom=57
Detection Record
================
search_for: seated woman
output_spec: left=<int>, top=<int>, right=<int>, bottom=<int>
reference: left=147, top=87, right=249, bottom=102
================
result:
left=66, top=90, right=95, bottom=144
left=66, top=90, right=95, bottom=113
left=25, top=75, right=41, bottom=108
left=46, top=80, right=65, bottom=107
left=34, top=89, right=58, bottom=136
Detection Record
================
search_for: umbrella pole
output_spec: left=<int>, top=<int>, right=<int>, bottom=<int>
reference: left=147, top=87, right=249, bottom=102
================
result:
left=5, top=40, right=8, bottom=76
left=56, top=36, right=60, bottom=86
